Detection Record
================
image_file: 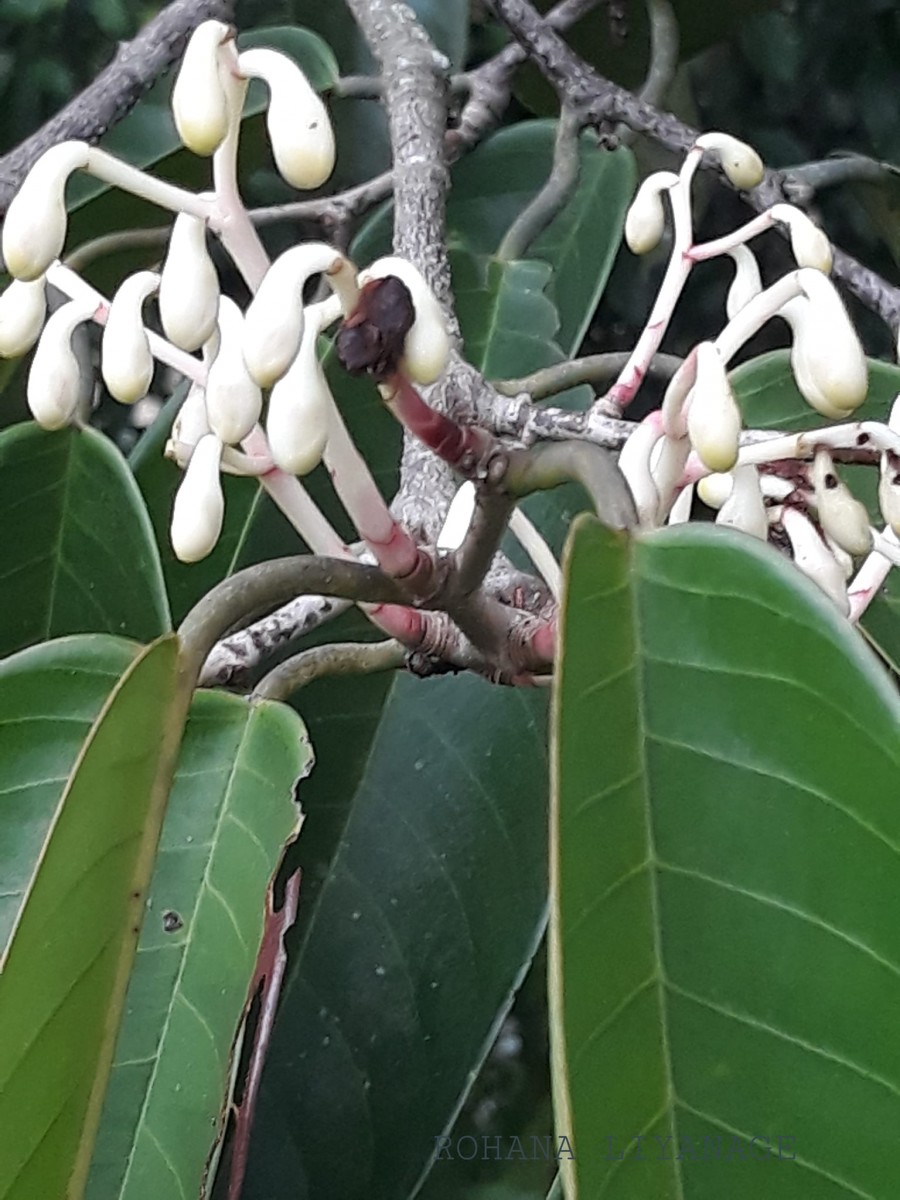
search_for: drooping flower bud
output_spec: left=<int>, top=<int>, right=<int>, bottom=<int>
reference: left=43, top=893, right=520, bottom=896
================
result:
left=357, top=256, right=449, bottom=385
left=158, top=213, right=219, bottom=351
left=237, top=48, right=335, bottom=189
left=686, top=342, right=742, bottom=472
left=243, top=244, right=353, bottom=387
left=624, top=171, right=679, bottom=255
left=171, top=20, right=233, bottom=156
left=167, top=382, right=212, bottom=467
left=101, top=271, right=159, bottom=404
left=811, top=449, right=871, bottom=555
left=878, top=451, right=900, bottom=537
left=0, top=277, right=47, bottom=357
left=716, top=464, right=768, bottom=540
left=170, top=433, right=225, bottom=562
left=726, top=245, right=762, bottom=321
left=695, top=132, right=764, bottom=190
left=205, top=297, right=262, bottom=445
left=266, top=310, right=332, bottom=475
left=782, top=505, right=850, bottom=615
left=3, top=141, right=89, bottom=280
left=618, top=413, right=662, bottom=528
left=770, top=204, right=832, bottom=273
left=650, top=433, right=690, bottom=519
left=782, top=273, right=868, bottom=419
left=437, top=481, right=477, bottom=551
left=26, top=297, right=95, bottom=429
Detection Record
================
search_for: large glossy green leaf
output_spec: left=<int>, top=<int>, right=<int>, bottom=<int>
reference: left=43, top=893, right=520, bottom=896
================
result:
left=552, top=515, right=900, bottom=1198
left=86, top=689, right=309, bottom=1200
left=0, top=633, right=183, bottom=1200
left=0, top=423, right=170, bottom=658
left=731, top=349, right=900, bottom=683
left=238, top=672, right=549, bottom=1200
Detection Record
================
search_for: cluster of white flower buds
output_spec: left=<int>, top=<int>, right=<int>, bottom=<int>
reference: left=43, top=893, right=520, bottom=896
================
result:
left=618, top=131, right=900, bottom=614
left=0, top=21, right=450, bottom=566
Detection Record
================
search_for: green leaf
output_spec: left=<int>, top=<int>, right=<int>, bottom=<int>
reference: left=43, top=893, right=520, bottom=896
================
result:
left=0, top=423, right=170, bottom=657
left=553, top=515, right=900, bottom=1198
left=239, top=672, right=550, bottom=1200
left=86, top=690, right=309, bottom=1200
left=454, top=252, right=565, bottom=380
left=0, top=633, right=183, bottom=1200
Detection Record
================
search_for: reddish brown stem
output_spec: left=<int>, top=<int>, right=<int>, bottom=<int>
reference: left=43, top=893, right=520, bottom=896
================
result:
left=384, top=372, right=498, bottom=475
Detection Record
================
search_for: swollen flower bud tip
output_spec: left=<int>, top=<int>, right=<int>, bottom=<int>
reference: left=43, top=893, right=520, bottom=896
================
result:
left=695, top=132, right=764, bottom=190
left=237, top=49, right=335, bottom=189
left=3, top=141, right=89, bottom=280
left=357, top=257, right=449, bottom=384
left=172, top=20, right=233, bottom=156
left=624, top=172, right=678, bottom=255
left=159, top=214, right=219, bottom=352
left=243, top=244, right=350, bottom=387
left=101, top=271, right=159, bottom=404
left=206, top=297, right=262, bottom=445
left=26, top=298, right=95, bottom=430
left=0, top=278, right=46, bottom=357
left=266, top=315, right=331, bottom=475
left=811, top=449, right=871, bottom=556
left=686, top=342, right=742, bottom=473
left=784, top=278, right=868, bottom=419
left=697, top=472, right=733, bottom=510
left=170, top=434, right=225, bottom=562
left=771, top=204, right=832, bottom=273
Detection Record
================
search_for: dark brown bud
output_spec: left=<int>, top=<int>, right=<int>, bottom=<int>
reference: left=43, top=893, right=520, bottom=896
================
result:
left=335, top=276, right=415, bottom=382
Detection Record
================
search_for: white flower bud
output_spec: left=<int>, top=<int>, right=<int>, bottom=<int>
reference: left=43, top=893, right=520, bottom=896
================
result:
left=205, top=297, right=262, bottom=445
left=169, top=383, right=211, bottom=463
left=171, top=20, right=233, bottom=156
left=649, top=433, right=689, bottom=518
left=825, top=534, right=854, bottom=580
left=695, top=132, right=764, bottom=190
left=697, top=471, right=733, bottom=509
left=170, top=433, right=225, bottom=562
left=158, top=213, right=219, bottom=351
left=266, top=312, right=332, bottom=475
left=0, top=277, right=47, bottom=357
left=781, top=505, right=850, bottom=615
left=243, top=244, right=352, bottom=387
left=878, top=452, right=900, bottom=537
left=770, top=204, right=832, bottom=273
left=624, top=171, right=679, bottom=255
left=237, top=48, right=335, bottom=189
left=811, top=449, right=871, bottom=556
left=726, top=245, right=762, bottom=321
left=437, top=481, right=477, bottom=551
left=3, top=141, right=89, bottom=280
left=101, top=271, right=158, bottom=404
left=782, top=275, right=868, bottom=418
left=26, top=297, right=95, bottom=429
left=618, top=416, right=661, bottom=528
left=716, top=465, right=768, bottom=540
left=686, top=342, right=742, bottom=473
left=357, top=256, right=450, bottom=385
